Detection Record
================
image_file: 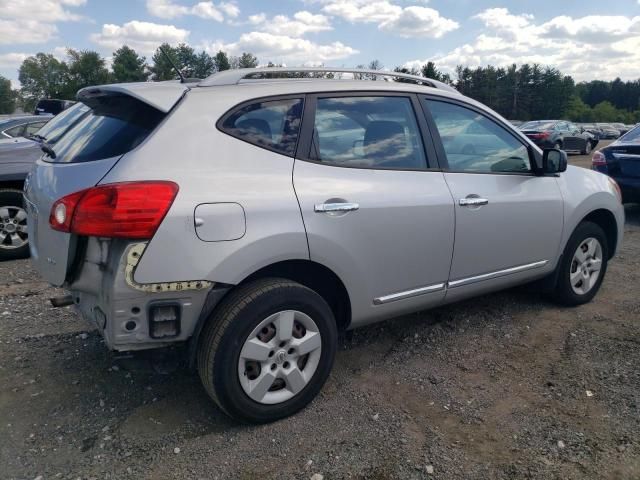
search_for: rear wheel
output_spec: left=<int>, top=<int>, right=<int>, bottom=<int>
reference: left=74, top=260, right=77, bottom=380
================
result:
left=197, top=278, right=337, bottom=423
left=552, top=222, right=608, bottom=306
left=553, top=141, right=562, bottom=150
left=0, top=189, right=29, bottom=261
left=581, top=141, right=592, bottom=155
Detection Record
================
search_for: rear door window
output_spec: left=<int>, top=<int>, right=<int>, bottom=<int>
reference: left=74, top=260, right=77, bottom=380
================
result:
left=46, top=95, right=165, bottom=163
left=310, top=96, right=427, bottom=170
left=4, top=124, right=26, bottom=138
left=219, top=98, right=303, bottom=157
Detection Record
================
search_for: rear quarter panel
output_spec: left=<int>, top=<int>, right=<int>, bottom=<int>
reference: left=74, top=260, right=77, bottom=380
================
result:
left=99, top=87, right=309, bottom=284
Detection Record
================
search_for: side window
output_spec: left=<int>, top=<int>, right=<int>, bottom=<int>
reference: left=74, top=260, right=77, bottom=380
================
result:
left=425, top=100, right=531, bottom=174
left=4, top=124, right=26, bottom=138
left=310, top=96, right=427, bottom=169
left=220, top=98, right=303, bottom=157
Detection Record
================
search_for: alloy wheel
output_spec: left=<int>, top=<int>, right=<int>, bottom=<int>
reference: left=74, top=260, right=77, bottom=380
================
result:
left=570, top=237, right=603, bottom=295
left=0, top=206, right=28, bottom=250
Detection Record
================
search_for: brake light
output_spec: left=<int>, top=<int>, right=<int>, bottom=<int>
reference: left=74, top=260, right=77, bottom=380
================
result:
left=49, top=181, right=179, bottom=239
left=592, top=150, right=607, bottom=167
left=527, top=131, right=550, bottom=139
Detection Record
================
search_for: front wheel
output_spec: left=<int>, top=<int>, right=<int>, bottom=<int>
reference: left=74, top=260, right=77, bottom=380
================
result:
left=552, top=222, right=608, bottom=306
left=581, top=141, right=592, bottom=155
left=197, top=278, right=337, bottom=423
left=0, top=189, right=30, bottom=261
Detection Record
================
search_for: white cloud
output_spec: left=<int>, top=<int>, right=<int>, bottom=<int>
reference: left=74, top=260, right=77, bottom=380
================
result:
left=202, top=31, right=358, bottom=63
left=378, top=6, right=458, bottom=38
left=319, top=0, right=457, bottom=38
left=248, top=13, right=267, bottom=25
left=404, top=8, right=640, bottom=81
left=90, top=21, right=190, bottom=54
left=258, top=11, right=332, bottom=37
left=146, top=0, right=239, bottom=22
left=0, top=19, right=58, bottom=45
left=0, top=52, right=33, bottom=69
left=0, top=0, right=86, bottom=22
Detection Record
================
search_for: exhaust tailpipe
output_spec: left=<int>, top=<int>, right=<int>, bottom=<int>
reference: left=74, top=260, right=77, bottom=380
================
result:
left=50, top=295, right=75, bottom=308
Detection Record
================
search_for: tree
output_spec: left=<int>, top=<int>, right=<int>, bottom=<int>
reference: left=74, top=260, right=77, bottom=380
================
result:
left=0, top=76, right=16, bottom=114
left=112, top=45, right=148, bottom=83
left=150, top=43, right=180, bottom=81
left=175, top=43, right=197, bottom=77
left=66, top=49, right=110, bottom=94
left=237, top=52, right=258, bottom=69
left=214, top=50, right=231, bottom=71
left=18, top=53, right=70, bottom=111
left=193, top=51, right=215, bottom=78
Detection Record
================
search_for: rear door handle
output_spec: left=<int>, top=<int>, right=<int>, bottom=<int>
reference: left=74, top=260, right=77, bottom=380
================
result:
left=459, top=197, right=489, bottom=207
left=314, top=202, right=360, bottom=213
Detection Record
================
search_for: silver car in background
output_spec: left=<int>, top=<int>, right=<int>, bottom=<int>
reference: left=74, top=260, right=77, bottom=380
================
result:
left=24, top=68, right=624, bottom=423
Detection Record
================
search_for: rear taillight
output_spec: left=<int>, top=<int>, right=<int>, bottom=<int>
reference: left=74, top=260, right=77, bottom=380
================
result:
left=49, top=181, right=179, bottom=239
left=592, top=150, right=607, bottom=167
left=527, top=131, right=550, bottom=140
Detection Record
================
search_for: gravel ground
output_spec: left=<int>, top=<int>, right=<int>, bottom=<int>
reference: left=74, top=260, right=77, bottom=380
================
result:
left=1, top=148, right=639, bottom=479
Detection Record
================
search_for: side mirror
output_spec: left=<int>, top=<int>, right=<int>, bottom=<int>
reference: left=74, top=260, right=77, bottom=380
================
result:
left=542, top=148, right=567, bottom=174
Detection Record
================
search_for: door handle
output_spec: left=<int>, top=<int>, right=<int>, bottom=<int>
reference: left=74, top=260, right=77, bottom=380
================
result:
left=459, top=197, right=489, bottom=207
left=314, top=202, right=360, bottom=213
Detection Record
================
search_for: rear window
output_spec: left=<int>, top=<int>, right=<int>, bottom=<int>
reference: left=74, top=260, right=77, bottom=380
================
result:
left=35, top=102, right=90, bottom=144
left=520, top=121, right=556, bottom=130
left=45, top=95, right=164, bottom=163
left=619, top=125, right=640, bottom=143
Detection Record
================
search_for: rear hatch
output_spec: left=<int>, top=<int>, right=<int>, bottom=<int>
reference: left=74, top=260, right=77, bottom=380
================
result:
left=24, top=82, right=186, bottom=285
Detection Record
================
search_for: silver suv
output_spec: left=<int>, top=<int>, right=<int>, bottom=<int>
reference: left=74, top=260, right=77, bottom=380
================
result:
left=25, top=68, right=624, bottom=423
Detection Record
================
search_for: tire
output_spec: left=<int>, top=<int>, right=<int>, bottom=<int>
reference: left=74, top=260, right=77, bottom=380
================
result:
left=552, top=221, right=608, bottom=306
left=581, top=141, right=592, bottom=155
left=553, top=141, right=562, bottom=150
left=197, top=278, right=338, bottom=423
left=0, top=189, right=30, bottom=261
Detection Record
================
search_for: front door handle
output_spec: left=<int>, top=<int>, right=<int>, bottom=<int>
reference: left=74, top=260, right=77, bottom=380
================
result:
left=459, top=197, right=489, bottom=207
left=314, top=202, right=360, bottom=213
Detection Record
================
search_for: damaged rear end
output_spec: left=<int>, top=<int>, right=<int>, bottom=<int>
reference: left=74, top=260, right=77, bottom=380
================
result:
left=24, top=82, right=210, bottom=351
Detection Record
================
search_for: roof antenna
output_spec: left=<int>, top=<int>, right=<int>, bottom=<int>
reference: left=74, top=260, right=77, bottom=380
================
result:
left=159, top=46, right=185, bottom=83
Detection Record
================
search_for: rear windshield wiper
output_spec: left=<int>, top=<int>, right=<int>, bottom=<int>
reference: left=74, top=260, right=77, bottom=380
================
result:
left=31, top=134, right=46, bottom=141
left=41, top=144, right=56, bottom=159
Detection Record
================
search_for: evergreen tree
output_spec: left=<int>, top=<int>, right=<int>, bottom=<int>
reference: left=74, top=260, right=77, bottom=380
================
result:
left=112, top=46, right=148, bottom=83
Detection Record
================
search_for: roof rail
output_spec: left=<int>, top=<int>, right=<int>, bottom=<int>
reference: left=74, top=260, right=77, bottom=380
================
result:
left=197, top=67, right=458, bottom=93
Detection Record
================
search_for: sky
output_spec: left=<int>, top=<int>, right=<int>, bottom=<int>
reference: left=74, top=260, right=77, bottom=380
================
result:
left=1, top=0, right=640, bottom=87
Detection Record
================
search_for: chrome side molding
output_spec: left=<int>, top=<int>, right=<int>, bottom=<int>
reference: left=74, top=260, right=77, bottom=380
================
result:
left=448, top=260, right=548, bottom=288
left=373, top=282, right=445, bottom=305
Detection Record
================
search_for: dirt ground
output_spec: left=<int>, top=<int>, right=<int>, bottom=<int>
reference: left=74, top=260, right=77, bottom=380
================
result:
left=2, top=142, right=640, bottom=479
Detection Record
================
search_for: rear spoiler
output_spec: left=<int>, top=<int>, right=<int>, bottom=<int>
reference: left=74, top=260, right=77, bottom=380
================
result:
left=77, top=81, right=188, bottom=113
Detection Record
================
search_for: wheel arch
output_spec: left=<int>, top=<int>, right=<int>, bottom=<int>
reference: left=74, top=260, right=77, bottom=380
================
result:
left=579, top=208, right=618, bottom=259
left=241, top=259, right=352, bottom=332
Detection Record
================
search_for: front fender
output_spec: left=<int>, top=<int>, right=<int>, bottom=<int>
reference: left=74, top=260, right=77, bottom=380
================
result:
left=556, top=166, right=624, bottom=256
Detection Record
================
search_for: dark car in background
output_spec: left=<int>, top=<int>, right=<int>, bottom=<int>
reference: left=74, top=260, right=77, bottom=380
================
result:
left=0, top=103, right=89, bottom=260
left=579, top=123, right=603, bottom=139
left=0, top=116, right=51, bottom=141
left=596, top=123, right=621, bottom=139
left=520, top=120, right=598, bottom=154
left=34, top=99, right=75, bottom=116
left=592, top=124, right=640, bottom=203
left=611, top=123, right=630, bottom=136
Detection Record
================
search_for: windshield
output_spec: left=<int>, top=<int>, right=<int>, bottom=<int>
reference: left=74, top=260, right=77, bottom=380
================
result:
left=35, top=103, right=90, bottom=144
left=520, top=121, right=556, bottom=130
left=45, top=95, right=164, bottom=163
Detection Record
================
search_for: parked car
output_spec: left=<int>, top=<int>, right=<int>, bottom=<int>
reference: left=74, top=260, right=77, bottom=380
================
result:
left=592, top=123, right=640, bottom=203
left=0, top=116, right=51, bottom=141
left=24, top=68, right=624, bottom=423
left=34, top=98, right=75, bottom=116
left=611, top=123, right=630, bottom=136
left=0, top=103, right=89, bottom=260
left=520, top=120, right=597, bottom=154
left=596, top=123, right=621, bottom=139
left=578, top=123, right=603, bottom=140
